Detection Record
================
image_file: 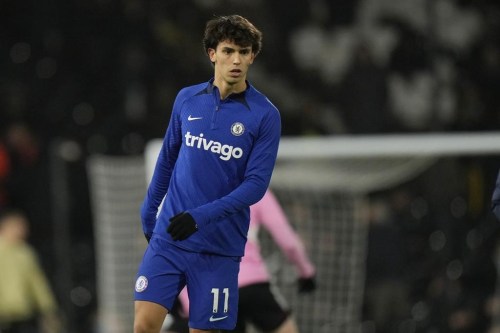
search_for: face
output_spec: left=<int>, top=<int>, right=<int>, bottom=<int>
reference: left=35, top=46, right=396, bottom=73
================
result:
left=0, top=214, right=28, bottom=243
left=208, top=40, right=255, bottom=88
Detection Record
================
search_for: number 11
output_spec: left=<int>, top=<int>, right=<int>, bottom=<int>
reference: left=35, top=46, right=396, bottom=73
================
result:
left=211, top=288, right=229, bottom=313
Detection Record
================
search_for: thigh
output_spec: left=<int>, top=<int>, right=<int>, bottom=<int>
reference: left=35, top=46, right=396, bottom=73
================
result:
left=134, top=238, right=187, bottom=311
left=135, top=300, right=168, bottom=332
left=186, top=253, right=240, bottom=331
left=240, top=283, right=290, bottom=332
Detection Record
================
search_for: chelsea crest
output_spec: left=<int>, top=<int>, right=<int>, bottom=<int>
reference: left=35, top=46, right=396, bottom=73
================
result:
left=231, top=122, right=244, bottom=136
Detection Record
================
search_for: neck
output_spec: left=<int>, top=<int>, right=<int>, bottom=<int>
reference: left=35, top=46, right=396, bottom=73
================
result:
left=213, top=78, right=246, bottom=100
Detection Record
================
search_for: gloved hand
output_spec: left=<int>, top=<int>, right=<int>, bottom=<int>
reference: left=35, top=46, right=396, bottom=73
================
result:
left=298, top=276, right=316, bottom=293
left=167, top=212, right=198, bottom=241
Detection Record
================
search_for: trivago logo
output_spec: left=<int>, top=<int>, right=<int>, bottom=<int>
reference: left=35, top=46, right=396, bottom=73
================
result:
left=185, top=132, right=243, bottom=161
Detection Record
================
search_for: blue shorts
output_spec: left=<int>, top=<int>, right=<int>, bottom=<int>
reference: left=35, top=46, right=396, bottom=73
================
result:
left=134, top=237, right=241, bottom=330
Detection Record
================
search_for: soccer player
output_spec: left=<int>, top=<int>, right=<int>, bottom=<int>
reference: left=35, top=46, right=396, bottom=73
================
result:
left=134, top=15, right=281, bottom=333
left=167, top=189, right=316, bottom=333
left=493, top=170, right=500, bottom=220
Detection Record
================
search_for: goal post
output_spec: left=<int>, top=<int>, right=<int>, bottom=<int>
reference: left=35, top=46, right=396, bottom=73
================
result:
left=87, top=132, right=500, bottom=333
left=277, top=132, right=500, bottom=159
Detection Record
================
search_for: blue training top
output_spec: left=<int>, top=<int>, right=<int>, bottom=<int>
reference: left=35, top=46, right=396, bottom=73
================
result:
left=141, top=79, right=281, bottom=256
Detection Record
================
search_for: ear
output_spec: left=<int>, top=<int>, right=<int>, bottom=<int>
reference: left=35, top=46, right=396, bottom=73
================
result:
left=249, top=52, right=256, bottom=65
left=208, top=48, right=216, bottom=63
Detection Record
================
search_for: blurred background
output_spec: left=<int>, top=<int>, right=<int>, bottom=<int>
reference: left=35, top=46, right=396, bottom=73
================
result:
left=1, top=0, right=500, bottom=332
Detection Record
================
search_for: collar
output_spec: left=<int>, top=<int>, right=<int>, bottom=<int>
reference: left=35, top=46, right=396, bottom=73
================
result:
left=207, top=78, right=251, bottom=99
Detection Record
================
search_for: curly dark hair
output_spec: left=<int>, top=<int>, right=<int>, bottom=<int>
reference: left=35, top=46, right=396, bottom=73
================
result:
left=203, top=15, right=263, bottom=56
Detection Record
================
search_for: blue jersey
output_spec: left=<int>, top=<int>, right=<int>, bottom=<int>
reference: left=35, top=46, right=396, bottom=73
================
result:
left=141, top=79, right=281, bottom=256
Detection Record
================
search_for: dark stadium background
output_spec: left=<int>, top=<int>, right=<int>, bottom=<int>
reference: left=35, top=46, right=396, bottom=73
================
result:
left=1, top=1, right=500, bottom=332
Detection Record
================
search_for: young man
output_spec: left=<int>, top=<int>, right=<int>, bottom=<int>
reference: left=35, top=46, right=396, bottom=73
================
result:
left=134, top=15, right=281, bottom=333
left=168, top=189, right=316, bottom=333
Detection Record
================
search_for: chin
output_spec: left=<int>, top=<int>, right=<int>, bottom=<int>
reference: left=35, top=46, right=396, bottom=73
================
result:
left=226, top=78, right=242, bottom=85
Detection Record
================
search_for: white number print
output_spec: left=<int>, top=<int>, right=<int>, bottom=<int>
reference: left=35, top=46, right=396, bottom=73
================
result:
left=211, top=288, right=229, bottom=313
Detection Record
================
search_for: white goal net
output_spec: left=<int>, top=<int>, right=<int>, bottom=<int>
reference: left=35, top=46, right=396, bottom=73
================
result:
left=87, top=132, right=500, bottom=333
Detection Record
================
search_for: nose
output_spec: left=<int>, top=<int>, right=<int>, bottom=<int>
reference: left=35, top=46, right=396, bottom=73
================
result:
left=232, top=53, right=241, bottom=64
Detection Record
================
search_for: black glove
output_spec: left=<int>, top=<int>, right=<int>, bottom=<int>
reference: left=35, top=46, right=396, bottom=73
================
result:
left=167, top=212, right=198, bottom=241
left=144, top=233, right=152, bottom=243
left=298, top=276, right=316, bottom=293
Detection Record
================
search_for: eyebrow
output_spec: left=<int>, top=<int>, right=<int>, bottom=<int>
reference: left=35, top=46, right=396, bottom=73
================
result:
left=221, top=46, right=252, bottom=52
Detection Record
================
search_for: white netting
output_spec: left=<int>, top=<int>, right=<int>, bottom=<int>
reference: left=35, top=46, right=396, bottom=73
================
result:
left=258, top=132, right=500, bottom=333
left=256, top=189, right=367, bottom=333
left=264, top=143, right=438, bottom=333
left=87, top=155, right=147, bottom=333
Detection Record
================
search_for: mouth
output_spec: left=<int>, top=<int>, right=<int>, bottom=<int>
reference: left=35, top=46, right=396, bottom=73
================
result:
left=229, top=69, right=242, bottom=77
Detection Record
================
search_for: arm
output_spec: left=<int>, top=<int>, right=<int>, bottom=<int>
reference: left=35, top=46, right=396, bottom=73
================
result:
left=493, top=170, right=500, bottom=221
left=188, top=108, right=281, bottom=226
left=257, top=190, right=315, bottom=279
left=140, top=95, right=183, bottom=236
left=25, top=249, right=59, bottom=323
left=27, top=249, right=62, bottom=333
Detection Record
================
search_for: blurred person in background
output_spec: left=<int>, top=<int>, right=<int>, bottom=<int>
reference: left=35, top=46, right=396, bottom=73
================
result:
left=1, top=123, right=53, bottom=294
left=165, top=189, right=316, bottom=333
left=362, top=196, right=411, bottom=333
left=134, top=14, right=281, bottom=333
left=0, top=208, right=61, bottom=333
left=492, top=170, right=500, bottom=220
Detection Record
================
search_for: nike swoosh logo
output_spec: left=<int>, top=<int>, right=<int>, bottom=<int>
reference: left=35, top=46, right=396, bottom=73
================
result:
left=188, top=115, right=203, bottom=121
left=209, top=315, right=228, bottom=322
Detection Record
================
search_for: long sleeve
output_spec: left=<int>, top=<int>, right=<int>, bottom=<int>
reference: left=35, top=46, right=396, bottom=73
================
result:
left=257, top=190, right=315, bottom=278
left=140, top=97, right=183, bottom=236
left=26, top=250, right=58, bottom=315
